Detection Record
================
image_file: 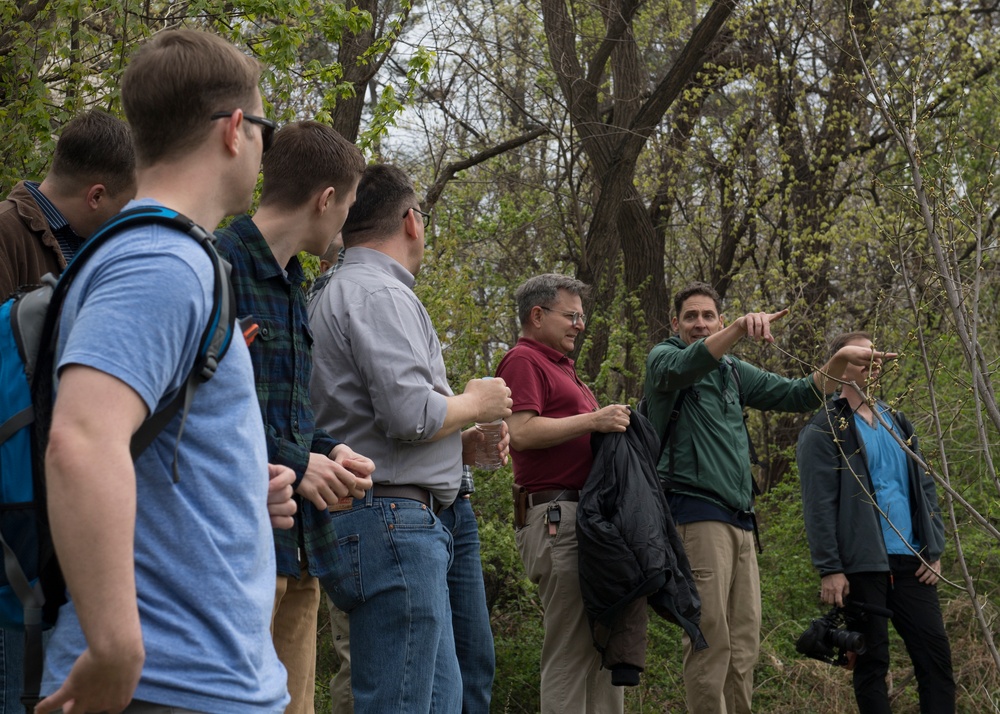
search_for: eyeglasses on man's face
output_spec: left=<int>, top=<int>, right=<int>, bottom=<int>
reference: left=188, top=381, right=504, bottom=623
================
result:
left=540, top=306, right=586, bottom=327
left=210, top=111, right=278, bottom=152
left=403, top=207, right=432, bottom=228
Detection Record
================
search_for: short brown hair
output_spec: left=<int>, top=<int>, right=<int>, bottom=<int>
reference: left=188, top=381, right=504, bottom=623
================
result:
left=121, top=29, right=262, bottom=166
left=49, top=110, right=135, bottom=196
left=829, top=331, right=873, bottom=358
left=259, top=121, right=365, bottom=208
left=673, top=281, right=721, bottom=318
left=341, top=164, right=417, bottom=247
left=514, top=274, right=589, bottom=325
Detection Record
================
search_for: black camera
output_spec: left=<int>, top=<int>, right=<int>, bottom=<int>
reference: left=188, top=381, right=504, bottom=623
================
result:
left=795, top=601, right=892, bottom=667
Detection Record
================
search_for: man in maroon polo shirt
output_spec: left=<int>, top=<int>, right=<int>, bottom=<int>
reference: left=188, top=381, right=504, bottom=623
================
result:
left=496, top=273, right=631, bottom=714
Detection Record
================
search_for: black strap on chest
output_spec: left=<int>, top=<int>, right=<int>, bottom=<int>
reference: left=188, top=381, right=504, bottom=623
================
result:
left=656, top=357, right=763, bottom=552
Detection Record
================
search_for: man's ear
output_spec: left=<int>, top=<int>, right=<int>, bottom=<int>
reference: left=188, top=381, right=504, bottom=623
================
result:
left=85, top=184, right=106, bottom=211
left=315, top=186, right=336, bottom=214
left=402, top=207, right=419, bottom=239
left=221, top=109, right=244, bottom=156
left=671, top=316, right=679, bottom=334
left=719, top=314, right=726, bottom=328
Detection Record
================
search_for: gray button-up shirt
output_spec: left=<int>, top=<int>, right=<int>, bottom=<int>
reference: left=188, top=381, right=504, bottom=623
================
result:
left=308, top=247, right=462, bottom=506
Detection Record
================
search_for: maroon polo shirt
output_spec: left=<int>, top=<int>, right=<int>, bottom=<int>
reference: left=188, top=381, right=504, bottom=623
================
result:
left=495, top=337, right=600, bottom=492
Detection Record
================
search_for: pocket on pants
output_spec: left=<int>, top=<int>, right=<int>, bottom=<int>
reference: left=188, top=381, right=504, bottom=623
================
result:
left=320, top=533, right=365, bottom=613
left=386, top=499, right=436, bottom=529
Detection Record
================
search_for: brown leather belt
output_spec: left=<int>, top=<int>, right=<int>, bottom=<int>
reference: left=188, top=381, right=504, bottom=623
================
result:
left=526, top=489, right=580, bottom=509
left=371, top=484, right=444, bottom=514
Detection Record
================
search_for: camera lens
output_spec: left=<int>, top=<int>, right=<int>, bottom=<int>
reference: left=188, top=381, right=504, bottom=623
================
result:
left=826, top=627, right=866, bottom=654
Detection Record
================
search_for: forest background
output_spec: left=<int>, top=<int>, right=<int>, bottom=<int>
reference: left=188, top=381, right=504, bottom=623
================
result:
left=3, top=0, right=1000, bottom=710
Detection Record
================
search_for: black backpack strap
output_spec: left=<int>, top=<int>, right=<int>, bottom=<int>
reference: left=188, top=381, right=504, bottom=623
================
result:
left=19, top=207, right=235, bottom=706
left=122, top=214, right=236, bottom=481
left=726, top=357, right=760, bottom=474
left=726, top=357, right=763, bottom=552
left=34, top=206, right=235, bottom=479
left=657, top=387, right=691, bottom=469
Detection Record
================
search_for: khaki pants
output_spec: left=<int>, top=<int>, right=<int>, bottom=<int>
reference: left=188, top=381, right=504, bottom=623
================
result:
left=272, top=569, right=321, bottom=714
left=516, top=501, right=623, bottom=714
left=678, top=520, right=761, bottom=714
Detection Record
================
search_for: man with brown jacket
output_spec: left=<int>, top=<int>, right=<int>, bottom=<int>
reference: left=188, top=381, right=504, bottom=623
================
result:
left=0, top=110, right=135, bottom=300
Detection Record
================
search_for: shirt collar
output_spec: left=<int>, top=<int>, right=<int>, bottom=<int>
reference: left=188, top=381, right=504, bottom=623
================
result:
left=342, top=246, right=416, bottom=289
left=23, top=181, right=72, bottom=233
left=517, top=337, right=575, bottom=366
left=236, top=215, right=304, bottom=284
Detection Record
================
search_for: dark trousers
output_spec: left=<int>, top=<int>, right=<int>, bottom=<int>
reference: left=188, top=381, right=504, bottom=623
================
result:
left=846, top=555, right=955, bottom=714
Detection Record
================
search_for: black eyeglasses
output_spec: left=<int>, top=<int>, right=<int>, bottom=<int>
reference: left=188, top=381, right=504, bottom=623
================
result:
left=210, top=111, right=278, bottom=152
left=404, top=207, right=432, bottom=228
left=540, top=306, right=586, bottom=327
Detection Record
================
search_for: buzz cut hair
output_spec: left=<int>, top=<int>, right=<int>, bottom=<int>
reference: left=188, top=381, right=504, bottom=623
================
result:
left=49, top=110, right=135, bottom=196
left=121, top=29, right=262, bottom=167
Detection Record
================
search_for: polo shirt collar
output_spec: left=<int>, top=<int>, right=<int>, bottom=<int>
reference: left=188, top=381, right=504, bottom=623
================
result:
left=518, top=337, right=575, bottom=366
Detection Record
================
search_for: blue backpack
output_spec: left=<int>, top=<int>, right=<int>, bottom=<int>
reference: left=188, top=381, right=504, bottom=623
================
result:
left=0, top=205, right=236, bottom=705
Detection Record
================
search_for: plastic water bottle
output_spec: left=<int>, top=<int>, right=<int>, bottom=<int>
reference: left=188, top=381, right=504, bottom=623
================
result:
left=474, top=419, right=504, bottom=471
left=474, top=377, right=504, bottom=471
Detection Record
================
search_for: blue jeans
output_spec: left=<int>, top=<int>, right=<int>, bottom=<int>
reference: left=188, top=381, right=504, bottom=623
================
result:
left=0, top=626, right=24, bottom=714
left=323, top=491, right=461, bottom=714
left=438, top=497, right=495, bottom=713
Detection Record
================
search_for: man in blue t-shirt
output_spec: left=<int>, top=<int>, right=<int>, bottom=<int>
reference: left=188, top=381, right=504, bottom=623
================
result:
left=797, top=331, right=955, bottom=714
left=36, top=29, right=292, bottom=714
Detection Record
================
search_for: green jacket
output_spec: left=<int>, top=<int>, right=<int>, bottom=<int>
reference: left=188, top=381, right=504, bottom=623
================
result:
left=644, top=336, right=824, bottom=512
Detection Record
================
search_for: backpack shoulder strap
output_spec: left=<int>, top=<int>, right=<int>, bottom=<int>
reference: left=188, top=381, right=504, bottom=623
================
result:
left=724, top=356, right=760, bottom=472
left=657, top=387, right=692, bottom=469
left=32, top=206, right=235, bottom=480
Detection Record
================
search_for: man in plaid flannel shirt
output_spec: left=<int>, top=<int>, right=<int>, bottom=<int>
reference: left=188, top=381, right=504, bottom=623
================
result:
left=216, top=120, right=372, bottom=714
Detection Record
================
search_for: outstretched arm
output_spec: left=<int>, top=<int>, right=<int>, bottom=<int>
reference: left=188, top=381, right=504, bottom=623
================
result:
left=704, top=309, right=790, bottom=360
left=812, top=344, right=898, bottom=395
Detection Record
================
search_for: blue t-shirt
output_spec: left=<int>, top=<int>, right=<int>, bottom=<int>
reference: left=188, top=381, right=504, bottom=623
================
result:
left=855, top=406, right=918, bottom=555
left=42, top=200, right=289, bottom=712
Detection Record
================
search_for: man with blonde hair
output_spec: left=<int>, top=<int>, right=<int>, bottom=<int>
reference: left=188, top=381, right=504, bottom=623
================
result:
left=797, top=332, right=954, bottom=713
left=37, top=29, right=290, bottom=714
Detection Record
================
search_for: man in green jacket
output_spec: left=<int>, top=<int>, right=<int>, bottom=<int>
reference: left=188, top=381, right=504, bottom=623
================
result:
left=643, top=282, right=886, bottom=714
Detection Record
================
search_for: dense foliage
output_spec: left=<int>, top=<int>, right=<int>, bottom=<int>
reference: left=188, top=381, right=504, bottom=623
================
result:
left=5, top=0, right=1000, bottom=709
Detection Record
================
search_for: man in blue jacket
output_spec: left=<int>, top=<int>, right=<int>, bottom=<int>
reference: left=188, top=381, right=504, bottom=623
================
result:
left=797, top=331, right=954, bottom=714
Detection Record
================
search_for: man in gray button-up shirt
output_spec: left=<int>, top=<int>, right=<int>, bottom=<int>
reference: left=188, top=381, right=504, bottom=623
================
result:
left=308, top=164, right=511, bottom=713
